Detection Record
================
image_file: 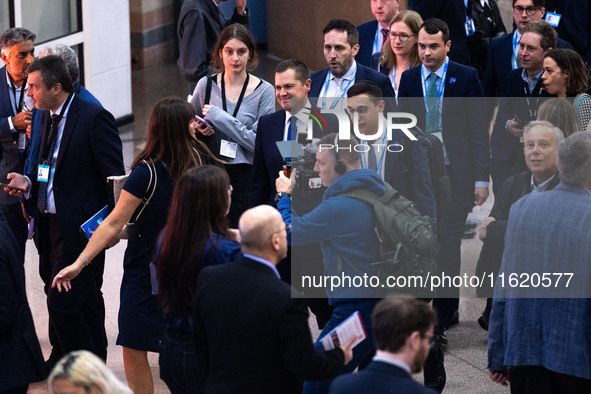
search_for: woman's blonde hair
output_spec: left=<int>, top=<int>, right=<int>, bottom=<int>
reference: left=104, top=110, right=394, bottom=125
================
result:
left=48, top=351, right=132, bottom=394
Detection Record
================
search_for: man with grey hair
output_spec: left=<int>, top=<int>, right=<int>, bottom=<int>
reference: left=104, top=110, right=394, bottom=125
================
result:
left=488, top=131, right=591, bottom=392
left=476, top=120, right=563, bottom=330
left=0, top=27, right=35, bottom=258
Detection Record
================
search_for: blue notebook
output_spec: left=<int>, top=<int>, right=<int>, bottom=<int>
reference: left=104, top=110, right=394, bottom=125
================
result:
left=80, top=205, right=111, bottom=241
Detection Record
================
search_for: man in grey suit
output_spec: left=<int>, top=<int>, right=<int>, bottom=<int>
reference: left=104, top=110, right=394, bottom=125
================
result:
left=488, top=131, right=591, bottom=393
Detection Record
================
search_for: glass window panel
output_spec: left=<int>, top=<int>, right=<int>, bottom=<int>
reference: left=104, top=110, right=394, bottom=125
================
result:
left=0, top=2, right=10, bottom=33
left=21, top=0, right=80, bottom=43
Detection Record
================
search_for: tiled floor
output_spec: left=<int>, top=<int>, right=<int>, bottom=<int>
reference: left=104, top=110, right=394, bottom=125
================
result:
left=26, top=53, right=507, bottom=393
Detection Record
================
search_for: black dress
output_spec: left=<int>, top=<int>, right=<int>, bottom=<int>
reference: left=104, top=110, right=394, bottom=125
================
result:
left=117, top=161, right=172, bottom=352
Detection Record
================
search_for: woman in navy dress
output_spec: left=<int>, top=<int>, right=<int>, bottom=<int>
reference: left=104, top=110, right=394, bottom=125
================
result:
left=157, top=165, right=241, bottom=393
left=52, top=96, right=213, bottom=392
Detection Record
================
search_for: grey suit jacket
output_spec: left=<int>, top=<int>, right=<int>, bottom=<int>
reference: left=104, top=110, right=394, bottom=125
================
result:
left=488, top=183, right=591, bottom=380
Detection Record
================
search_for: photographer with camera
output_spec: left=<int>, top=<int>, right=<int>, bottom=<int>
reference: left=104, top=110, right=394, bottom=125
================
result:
left=276, top=133, right=384, bottom=394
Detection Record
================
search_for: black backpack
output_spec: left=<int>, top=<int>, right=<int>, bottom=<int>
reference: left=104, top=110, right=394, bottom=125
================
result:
left=336, top=183, right=436, bottom=298
left=401, top=126, right=452, bottom=221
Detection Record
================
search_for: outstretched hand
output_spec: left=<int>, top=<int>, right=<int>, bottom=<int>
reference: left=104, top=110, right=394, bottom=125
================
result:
left=51, top=261, right=84, bottom=292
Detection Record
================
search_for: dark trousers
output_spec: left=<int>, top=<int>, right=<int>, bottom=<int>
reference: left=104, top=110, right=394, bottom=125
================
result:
left=1, top=203, right=28, bottom=260
left=159, top=327, right=203, bottom=394
left=40, top=213, right=107, bottom=362
left=432, top=172, right=475, bottom=328
left=510, top=366, right=591, bottom=394
left=225, top=163, right=252, bottom=228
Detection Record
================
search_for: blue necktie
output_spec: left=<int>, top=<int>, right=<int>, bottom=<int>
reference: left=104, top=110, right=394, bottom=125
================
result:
left=287, top=116, right=296, bottom=140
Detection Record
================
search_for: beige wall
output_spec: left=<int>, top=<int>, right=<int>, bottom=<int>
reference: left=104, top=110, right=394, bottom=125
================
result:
left=266, top=1, right=374, bottom=71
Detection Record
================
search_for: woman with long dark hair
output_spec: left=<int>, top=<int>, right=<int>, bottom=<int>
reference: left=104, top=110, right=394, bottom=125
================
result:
left=542, top=48, right=591, bottom=130
left=190, top=23, right=275, bottom=226
left=157, top=165, right=241, bottom=393
left=52, top=96, right=212, bottom=393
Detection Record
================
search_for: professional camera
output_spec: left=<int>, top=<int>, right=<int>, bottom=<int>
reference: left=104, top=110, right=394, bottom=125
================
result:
left=276, top=133, right=324, bottom=214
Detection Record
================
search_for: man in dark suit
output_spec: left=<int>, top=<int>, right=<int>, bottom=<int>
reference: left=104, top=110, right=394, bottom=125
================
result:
left=398, top=18, right=490, bottom=343
left=412, top=0, right=468, bottom=64
left=5, top=56, right=124, bottom=365
left=0, top=212, right=45, bottom=393
left=177, top=0, right=249, bottom=83
left=0, top=27, right=35, bottom=258
left=490, top=20, right=557, bottom=196
left=24, top=43, right=102, bottom=221
left=488, top=131, right=591, bottom=393
left=310, top=19, right=395, bottom=104
left=483, top=0, right=571, bottom=97
left=357, top=0, right=400, bottom=70
left=330, top=298, right=438, bottom=394
left=545, top=0, right=591, bottom=66
left=193, top=205, right=354, bottom=394
left=345, top=81, right=437, bottom=232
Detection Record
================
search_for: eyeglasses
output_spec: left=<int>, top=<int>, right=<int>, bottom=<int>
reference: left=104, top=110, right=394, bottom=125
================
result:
left=389, top=33, right=413, bottom=42
left=345, top=105, right=370, bottom=117
left=513, top=5, right=541, bottom=15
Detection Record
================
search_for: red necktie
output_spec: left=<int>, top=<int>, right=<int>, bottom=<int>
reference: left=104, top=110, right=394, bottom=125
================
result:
left=381, top=28, right=389, bottom=46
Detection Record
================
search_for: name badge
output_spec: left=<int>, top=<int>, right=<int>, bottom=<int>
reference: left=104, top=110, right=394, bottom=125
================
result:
left=545, top=12, right=561, bottom=27
left=465, top=18, right=475, bottom=37
left=220, top=139, right=238, bottom=159
left=38, top=164, right=50, bottom=182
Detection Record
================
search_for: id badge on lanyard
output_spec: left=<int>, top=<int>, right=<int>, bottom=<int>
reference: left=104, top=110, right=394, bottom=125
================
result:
left=38, top=164, right=50, bottom=182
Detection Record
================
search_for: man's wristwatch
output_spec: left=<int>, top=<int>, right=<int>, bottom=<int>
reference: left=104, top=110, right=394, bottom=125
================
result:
left=275, top=192, right=290, bottom=203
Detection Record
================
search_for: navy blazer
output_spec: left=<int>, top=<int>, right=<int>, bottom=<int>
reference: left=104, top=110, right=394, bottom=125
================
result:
left=310, top=62, right=395, bottom=99
left=398, top=61, right=490, bottom=192
left=23, top=84, right=101, bottom=220
left=357, top=20, right=380, bottom=69
left=489, top=183, right=591, bottom=380
left=0, top=65, right=25, bottom=205
left=250, top=108, right=337, bottom=207
left=0, top=214, right=45, bottom=390
left=412, top=0, right=468, bottom=64
left=27, top=95, right=124, bottom=255
left=491, top=67, right=554, bottom=162
left=547, top=0, right=591, bottom=65
left=193, top=256, right=345, bottom=393
left=484, top=32, right=572, bottom=97
left=329, top=360, right=438, bottom=394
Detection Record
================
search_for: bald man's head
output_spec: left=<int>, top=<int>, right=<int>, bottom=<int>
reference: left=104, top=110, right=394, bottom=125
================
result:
left=239, top=205, right=288, bottom=263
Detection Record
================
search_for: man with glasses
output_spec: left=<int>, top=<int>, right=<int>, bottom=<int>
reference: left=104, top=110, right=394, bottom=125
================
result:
left=356, top=0, right=400, bottom=70
left=345, top=81, right=437, bottom=233
left=330, top=297, right=438, bottom=394
left=483, top=0, right=571, bottom=97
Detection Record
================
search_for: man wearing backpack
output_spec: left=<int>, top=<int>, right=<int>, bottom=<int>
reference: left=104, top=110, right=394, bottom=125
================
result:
left=276, top=133, right=384, bottom=394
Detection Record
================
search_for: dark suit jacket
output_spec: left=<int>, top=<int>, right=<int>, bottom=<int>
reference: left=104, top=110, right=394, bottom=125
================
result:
left=27, top=95, right=124, bottom=256
left=491, top=67, right=554, bottom=163
left=475, top=171, right=559, bottom=296
left=310, top=62, right=396, bottom=99
left=23, top=84, right=101, bottom=220
left=0, top=65, right=25, bottom=205
left=398, top=61, right=490, bottom=192
left=177, top=0, right=249, bottom=82
left=193, top=257, right=345, bottom=394
left=483, top=32, right=572, bottom=97
left=412, top=0, right=468, bottom=64
left=329, top=360, right=438, bottom=394
left=357, top=20, right=380, bottom=69
left=0, top=213, right=45, bottom=390
left=546, top=0, right=591, bottom=65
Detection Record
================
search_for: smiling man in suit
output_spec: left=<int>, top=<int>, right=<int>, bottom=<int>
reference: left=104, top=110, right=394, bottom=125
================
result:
left=5, top=55, right=124, bottom=366
left=398, top=18, right=490, bottom=347
left=357, top=0, right=400, bottom=70
left=311, top=19, right=395, bottom=107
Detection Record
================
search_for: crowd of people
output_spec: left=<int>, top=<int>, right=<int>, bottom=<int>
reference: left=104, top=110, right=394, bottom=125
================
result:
left=1, top=0, right=591, bottom=393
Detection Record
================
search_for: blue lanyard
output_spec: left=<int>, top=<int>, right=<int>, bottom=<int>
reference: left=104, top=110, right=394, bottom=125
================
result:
left=420, top=58, right=449, bottom=123
left=512, top=30, right=519, bottom=70
left=360, top=132, right=388, bottom=178
left=321, top=69, right=356, bottom=110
